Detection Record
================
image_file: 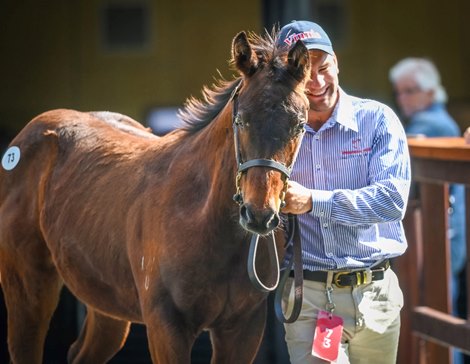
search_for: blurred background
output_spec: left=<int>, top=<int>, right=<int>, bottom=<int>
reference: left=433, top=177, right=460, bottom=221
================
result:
left=1, top=0, right=469, bottom=139
left=1, top=0, right=470, bottom=363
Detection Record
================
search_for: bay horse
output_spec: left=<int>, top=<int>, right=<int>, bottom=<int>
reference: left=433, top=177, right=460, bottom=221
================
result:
left=0, top=30, right=310, bottom=363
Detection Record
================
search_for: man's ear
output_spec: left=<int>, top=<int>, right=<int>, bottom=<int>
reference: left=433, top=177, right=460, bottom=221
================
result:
left=333, top=53, right=339, bottom=75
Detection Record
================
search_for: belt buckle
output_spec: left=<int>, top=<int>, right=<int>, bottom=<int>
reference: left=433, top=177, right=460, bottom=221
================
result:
left=333, top=271, right=349, bottom=288
left=334, top=270, right=372, bottom=287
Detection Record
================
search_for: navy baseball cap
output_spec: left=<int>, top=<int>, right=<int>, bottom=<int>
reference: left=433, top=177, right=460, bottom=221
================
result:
left=277, top=20, right=334, bottom=55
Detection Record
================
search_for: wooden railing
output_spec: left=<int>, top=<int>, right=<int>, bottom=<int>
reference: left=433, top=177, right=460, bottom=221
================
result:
left=395, top=137, right=470, bottom=364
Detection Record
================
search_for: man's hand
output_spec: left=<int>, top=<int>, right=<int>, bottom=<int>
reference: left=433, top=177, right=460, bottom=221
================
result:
left=281, top=180, right=313, bottom=214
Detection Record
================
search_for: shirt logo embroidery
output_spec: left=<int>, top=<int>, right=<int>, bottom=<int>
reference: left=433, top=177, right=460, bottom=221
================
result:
left=342, top=148, right=371, bottom=155
left=352, top=138, right=361, bottom=150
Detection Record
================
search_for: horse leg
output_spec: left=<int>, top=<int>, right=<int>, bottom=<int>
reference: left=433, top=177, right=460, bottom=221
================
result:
left=145, top=311, right=195, bottom=363
left=0, top=251, right=62, bottom=364
left=210, top=305, right=267, bottom=364
left=67, top=307, right=131, bottom=364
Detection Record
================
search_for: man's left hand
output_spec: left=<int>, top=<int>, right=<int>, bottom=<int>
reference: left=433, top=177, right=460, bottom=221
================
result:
left=281, top=180, right=313, bottom=214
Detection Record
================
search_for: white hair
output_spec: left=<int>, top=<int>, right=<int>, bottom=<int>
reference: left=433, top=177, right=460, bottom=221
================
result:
left=389, top=57, right=447, bottom=103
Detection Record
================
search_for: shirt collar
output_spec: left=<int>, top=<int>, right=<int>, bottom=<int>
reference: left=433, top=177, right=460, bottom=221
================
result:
left=332, top=88, right=358, bottom=132
left=304, top=87, right=358, bottom=134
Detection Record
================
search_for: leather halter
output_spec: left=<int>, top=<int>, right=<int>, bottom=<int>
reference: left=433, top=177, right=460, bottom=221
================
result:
left=230, top=80, right=304, bottom=322
left=230, top=82, right=294, bottom=206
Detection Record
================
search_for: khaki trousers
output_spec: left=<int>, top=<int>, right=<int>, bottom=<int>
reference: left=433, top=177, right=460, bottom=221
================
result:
left=283, top=269, right=403, bottom=364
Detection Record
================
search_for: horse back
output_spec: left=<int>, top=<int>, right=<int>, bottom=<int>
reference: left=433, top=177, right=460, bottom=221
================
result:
left=1, top=108, right=156, bottom=206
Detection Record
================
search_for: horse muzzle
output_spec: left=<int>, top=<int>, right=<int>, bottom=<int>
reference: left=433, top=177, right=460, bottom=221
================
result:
left=239, top=203, right=280, bottom=235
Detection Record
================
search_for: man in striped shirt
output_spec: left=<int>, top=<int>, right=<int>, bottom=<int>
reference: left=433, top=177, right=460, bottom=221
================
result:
left=278, top=20, right=411, bottom=363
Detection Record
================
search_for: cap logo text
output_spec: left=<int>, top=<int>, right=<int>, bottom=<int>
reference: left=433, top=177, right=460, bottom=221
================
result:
left=283, top=29, right=322, bottom=46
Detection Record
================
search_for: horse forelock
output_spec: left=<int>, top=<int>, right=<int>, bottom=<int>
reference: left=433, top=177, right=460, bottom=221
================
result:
left=239, top=29, right=306, bottom=103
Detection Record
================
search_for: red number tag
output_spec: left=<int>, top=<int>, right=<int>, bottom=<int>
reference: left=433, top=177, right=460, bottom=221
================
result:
left=312, top=310, right=344, bottom=362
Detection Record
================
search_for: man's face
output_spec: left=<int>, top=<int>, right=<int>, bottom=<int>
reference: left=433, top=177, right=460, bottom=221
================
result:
left=305, top=50, right=339, bottom=114
left=393, top=75, right=434, bottom=118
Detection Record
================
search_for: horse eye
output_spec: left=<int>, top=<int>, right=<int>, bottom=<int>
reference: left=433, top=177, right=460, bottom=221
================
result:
left=290, top=123, right=303, bottom=137
left=293, top=118, right=306, bottom=135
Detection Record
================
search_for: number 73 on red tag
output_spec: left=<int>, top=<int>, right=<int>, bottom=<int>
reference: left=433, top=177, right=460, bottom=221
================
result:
left=312, top=310, right=344, bottom=362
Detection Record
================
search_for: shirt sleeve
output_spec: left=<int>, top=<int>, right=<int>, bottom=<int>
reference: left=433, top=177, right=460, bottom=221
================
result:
left=309, top=106, right=411, bottom=226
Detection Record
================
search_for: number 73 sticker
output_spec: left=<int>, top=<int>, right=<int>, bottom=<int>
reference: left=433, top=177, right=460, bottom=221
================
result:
left=2, top=146, right=21, bottom=171
left=312, top=310, right=344, bottom=362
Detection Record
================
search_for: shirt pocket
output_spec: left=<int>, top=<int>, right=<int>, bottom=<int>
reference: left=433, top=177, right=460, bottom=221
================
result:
left=329, top=154, right=369, bottom=189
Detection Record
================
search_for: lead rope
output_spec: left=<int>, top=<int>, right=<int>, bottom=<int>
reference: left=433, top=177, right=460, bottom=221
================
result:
left=274, top=214, right=303, bottom=323
left=246, top=213, right=304, bottom=322
left=247, top=232, right=280, bottom=292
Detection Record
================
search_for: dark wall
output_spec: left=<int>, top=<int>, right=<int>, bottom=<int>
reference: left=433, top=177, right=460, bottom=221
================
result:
left=2, top=0, right=469, bottom=139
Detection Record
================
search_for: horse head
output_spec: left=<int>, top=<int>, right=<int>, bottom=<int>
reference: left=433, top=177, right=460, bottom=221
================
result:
left=231, top=31, right=310, bottom=235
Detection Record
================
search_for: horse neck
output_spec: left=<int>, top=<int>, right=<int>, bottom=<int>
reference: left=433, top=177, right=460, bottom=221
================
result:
left=179, top=105, right=239, bottom=222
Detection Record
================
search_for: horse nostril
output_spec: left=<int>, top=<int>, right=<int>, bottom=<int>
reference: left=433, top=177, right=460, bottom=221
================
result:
left=267, top=213, right=280, bottom=230
left=263, top=211, right=279, bottom=230
left=240, top=204, right=255, bottom=224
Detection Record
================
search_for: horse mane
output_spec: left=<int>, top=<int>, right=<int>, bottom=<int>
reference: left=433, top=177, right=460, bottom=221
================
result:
left=179, top=28, right=285, bottom=134
left=178, top=78, right=240, bottom=134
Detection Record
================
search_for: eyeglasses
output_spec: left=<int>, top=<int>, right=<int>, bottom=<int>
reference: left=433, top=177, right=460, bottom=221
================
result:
left=393, top=87, right=422, bottom=97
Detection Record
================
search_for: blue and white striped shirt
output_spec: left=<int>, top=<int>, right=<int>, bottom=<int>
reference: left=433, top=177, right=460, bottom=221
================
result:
left=291, top=89, right=411, bottom=271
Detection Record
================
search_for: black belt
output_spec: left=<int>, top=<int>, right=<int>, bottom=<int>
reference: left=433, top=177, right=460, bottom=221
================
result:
left=290, top=259, right=390, bottom=288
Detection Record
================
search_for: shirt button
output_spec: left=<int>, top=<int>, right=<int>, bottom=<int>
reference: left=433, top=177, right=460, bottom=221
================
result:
left=320, top=211, right=325, bottom=216
left=315, top=164, right=321, bottom=170
left=314, top=135, right=320, bottom=140
left=323, top=223, right=328, bottom=228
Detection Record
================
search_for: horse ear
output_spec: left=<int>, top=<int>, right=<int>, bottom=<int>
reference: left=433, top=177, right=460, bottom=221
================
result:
left=232, top=31, right=258, bottom=77
left=287, top=40, right=310, bottom=82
